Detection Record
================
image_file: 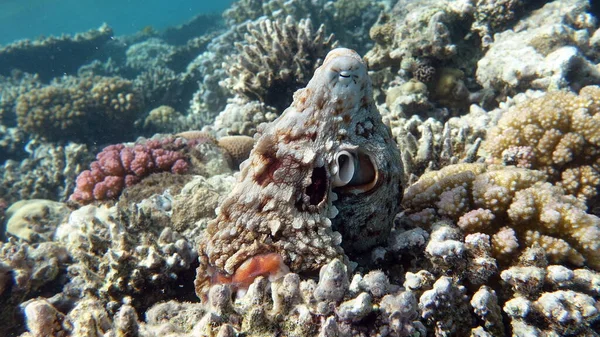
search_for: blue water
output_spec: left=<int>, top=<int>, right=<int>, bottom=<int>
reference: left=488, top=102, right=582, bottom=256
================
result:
left=0, top=0, right=234, bottom=45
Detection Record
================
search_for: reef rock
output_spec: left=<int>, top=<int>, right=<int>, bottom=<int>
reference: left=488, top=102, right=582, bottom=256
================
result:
left=195, top=48, right=403, bottom=298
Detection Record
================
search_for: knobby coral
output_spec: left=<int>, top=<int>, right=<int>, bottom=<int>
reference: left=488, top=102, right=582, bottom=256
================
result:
left=402, top=163, right=600, bottom=270
left=484, top=85, right=600, bottom=204
left=15, top=75, right=144, bottom=143
left=70, top=137, right=190, bottom=203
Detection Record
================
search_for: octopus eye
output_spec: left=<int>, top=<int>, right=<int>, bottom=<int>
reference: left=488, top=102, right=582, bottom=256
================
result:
left=332, top=151, right=355, bottom=187
left=332, top=148, right=378, bottom=192
left=339, top=71, right=351, bottom=78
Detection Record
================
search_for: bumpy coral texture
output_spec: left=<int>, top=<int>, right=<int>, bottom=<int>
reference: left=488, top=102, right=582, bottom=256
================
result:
left=70, top=137, right=189, bottom=203
left=484, top=86, right=600, bottom=204
left=15, top=75, right=144, bottom=143
left=0, top=72, right=42, bottom=126
left=501, top=246, right=600, bottom=336
left=402, top=163, right=600, bottom=270
left=195, top=48, right=403, bottom=297
left=1, top=142, right=91, bottom=205
left=387, top=112, right=485, bottom=185
left=223, top=0, right=381, bottom=55
left=224, top=16, right=337, bottom=112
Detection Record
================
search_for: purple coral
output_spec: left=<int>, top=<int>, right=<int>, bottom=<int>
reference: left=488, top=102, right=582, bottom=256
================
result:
left=70, top=138, right=189, bottom=203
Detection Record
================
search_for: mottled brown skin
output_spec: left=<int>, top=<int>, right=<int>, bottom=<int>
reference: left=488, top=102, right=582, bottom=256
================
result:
left=195, top=48, right=403, bottom=299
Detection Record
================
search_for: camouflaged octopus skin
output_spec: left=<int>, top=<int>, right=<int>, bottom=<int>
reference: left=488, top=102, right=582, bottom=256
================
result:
left=195, top=48, right=403, bottom=297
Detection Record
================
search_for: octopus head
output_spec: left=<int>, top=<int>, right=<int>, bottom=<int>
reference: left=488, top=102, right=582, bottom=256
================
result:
left=318, top=48, right=369, bottom=106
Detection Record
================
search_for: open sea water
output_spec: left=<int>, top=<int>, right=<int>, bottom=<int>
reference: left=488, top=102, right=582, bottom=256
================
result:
left=0, top=0, right=234, bottom=45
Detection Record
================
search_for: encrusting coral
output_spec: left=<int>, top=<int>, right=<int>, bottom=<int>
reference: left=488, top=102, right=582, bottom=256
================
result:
left=476, top=0, right=600, bottom=97
left=484, top=85, right=600, bottom=204
left=195, top=48, right=403, bottom=298
left=402, top=163, right=600, bottom=270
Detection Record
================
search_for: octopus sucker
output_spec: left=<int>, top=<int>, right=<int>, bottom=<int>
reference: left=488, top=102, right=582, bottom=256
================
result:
left=195, top=48, right=403, bottom=299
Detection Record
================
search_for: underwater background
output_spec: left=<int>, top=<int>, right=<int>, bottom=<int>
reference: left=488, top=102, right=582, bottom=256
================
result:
left=1, top=0, right=600, bottom=336
left=0, top=0, right=235, bottom=45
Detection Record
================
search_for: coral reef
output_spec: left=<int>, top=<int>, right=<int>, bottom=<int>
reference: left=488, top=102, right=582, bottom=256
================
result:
left=195, top=48, right=403, bottom=297
left=125, top=38, right=177, bottom=72
left=0, top=141, right=92, bottom=206
left=0, top=24, right=113, bottom=81
left=484, top=85, right=600, bottom=204
left=141, top=105, right=185, bottom=134
left=0, top=239, right=68, bottom=333
left=160, top=13, right=223, bottom=46
left=70, top=137, right=191, bottom=203
left=501, top=246, right=600, bottom=336
left=134, top=67, right=196, bottom=112
left=364, top=0, right=471, bottom=70
left=0, top=72, right=42, bottom=126
left=476, top=0, right=600, bottom=97
left=4, top=0, right=600, bottom=336
left=223, top=16, right=337, bottom=112
left=402, top=163, right=600, bottom=270
left=187, top=29, right=240, bottom=121
left=385, top=106, right=489, bottom=184
left=15, top=75, right=144, bottom=143
left=223, top=0, right=383, bottom=54
left=4, top=199, right=68, bottom=242
left=211, top=96, right=278, bottom=137
left=52, top=203, right=198, bottom=315
left=216, top=135, right=255, bottom=169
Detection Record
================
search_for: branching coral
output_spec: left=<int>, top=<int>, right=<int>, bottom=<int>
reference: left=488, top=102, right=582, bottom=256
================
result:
left=501, top=247, right=600, bottom=335
left=0, top=141, right=92, bottom=205
left=386, top=107, right=487, bottom=185
left=484, top=85, right=600, bottom=204
left=402, top=163, right=600, bottom=270
left=223, top=0, right=382, bottom=55
left=223, top=16, right=337, bottom=112
left=15, top=75, right=144, bottom=143
left=0, top=72, right=43, bottom=126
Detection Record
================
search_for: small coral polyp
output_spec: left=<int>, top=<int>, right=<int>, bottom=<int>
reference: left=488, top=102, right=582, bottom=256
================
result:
left=195, top=48, right=403, bottom=298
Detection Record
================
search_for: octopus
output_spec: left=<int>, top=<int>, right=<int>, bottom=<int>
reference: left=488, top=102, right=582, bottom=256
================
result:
left=195, top=48, right=403, bottom=299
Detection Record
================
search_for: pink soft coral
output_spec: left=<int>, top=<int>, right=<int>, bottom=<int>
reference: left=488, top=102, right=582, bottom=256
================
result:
left=70, top=137, right=189, bottom=203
